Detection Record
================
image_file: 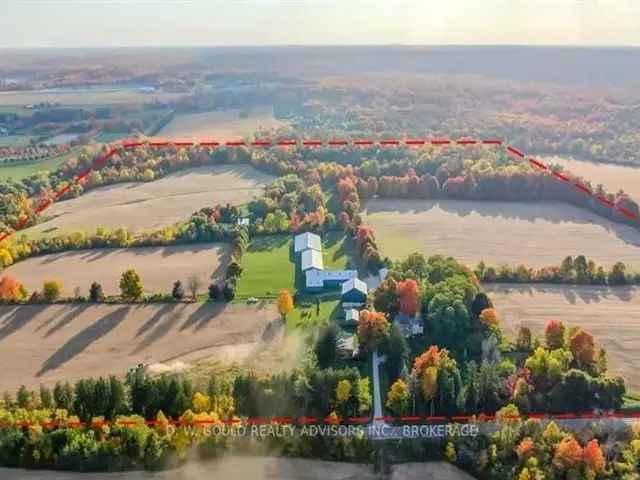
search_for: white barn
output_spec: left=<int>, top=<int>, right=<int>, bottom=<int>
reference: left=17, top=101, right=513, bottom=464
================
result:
left=301, top=249, right=324, bottom=272
left=294, top=232, right=322, bottom=254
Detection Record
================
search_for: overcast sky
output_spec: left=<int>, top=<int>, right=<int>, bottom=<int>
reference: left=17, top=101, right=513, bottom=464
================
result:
left=1, top=0, right=639, bottom=48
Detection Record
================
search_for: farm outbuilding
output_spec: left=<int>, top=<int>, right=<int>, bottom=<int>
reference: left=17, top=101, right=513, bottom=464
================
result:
left=294, top=232, right=322, bottom=254
left=341, top=278, right=368, bottom=306
left=300, top=248, right=324, bottom=272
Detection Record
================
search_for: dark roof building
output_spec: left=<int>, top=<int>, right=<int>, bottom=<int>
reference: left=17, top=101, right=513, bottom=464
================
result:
left=341, top=278, right=368, bottom=306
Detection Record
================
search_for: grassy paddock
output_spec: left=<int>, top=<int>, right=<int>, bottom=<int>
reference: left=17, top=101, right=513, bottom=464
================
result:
left=235, top=234, right=296, bottom=299
left=287, top=297, right=341, bottom=331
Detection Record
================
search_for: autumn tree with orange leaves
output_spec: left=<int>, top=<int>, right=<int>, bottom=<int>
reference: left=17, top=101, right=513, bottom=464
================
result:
left=545, top=319, right=566, bottom=349
left=553, top=436, right=583, bottom=470
left=396, top=279, right=420, bottom=316
left=356, top=310, right=390, bottom=351
left=479, top=307, right=501, bottom=327
left=411, top=345, right=461, bottom=414
left=569, top=328, right=598, bottom=371
left=583, top=439, right=606, bottom=475
left=0, top=275, right=27, bottom=302
left=277, top=289, right=294, bottom=319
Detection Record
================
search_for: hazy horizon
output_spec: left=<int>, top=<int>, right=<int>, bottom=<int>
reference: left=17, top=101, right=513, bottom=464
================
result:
left=1, top=0, right=639, bottom=48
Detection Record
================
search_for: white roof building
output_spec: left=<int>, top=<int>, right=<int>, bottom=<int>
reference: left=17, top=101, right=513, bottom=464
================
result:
left=294, top=232, right=322, bottom=253
left=301, top=249, right=324, bottom=271
left=341, top=277, right=368, bottom=296
left=305, top=269, right=357, bottom=288
left=344, top=309, right=360, bottom=324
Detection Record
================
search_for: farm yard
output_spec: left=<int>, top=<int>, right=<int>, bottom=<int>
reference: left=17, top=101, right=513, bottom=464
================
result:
left=3, top=243, right=231, bottom=296
left=235, top=231, right=354, bottom=300
left=363, top=199, right=640, bottom=269
left=0, top=302, right=280, bottom=392
left=22, top=164, right=275, bottom=238
left=486, top=283, right=640, bottom=391
left=156, top=106, right=286, bottom=141
left=235, top=234, right=295, bottom=299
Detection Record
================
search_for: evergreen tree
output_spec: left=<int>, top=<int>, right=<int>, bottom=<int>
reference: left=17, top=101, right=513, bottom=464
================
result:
left=39, top=385, right=53, bottom=409
left=315, top=323, right=339, bottom=368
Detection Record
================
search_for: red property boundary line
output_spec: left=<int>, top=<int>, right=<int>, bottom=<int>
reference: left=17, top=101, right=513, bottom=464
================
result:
left=0, top=137, right=638, bottom=243
left=2, top=411, right=640, bottom=430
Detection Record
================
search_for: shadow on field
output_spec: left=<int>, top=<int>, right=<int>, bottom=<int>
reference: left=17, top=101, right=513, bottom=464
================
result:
left=487, top=283, right=637, bottom=304
left=44, top=304, right=92, bottom=337
left=179, top=302, right=226, bottom=332
left=37, top=306, right=131, bottom=376
left=135, top=304, right=176, bottom=337
left=131, top=304, right=189, bottom=354
left=0, top=305, right=49, bottom=341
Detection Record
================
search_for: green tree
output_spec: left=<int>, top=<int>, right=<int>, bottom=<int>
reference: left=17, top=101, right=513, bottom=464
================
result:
left=222, top=282, right=235, bottom=301
left=381, top=324, right=409, bottom=379
left=42, top=280, right=62, bottom=302
left=107, top=376, right=127, bottom=419
left=53, top=381, right=74, bottom=411
left=315, top=323, right=339, bottom=368
left=608, top=262, right=627, bottom=285
left=208, top=283, right=221, bottom=301
left=16, top=385, right=30, bottom=408
left=39, top=385, right=53, bottom=409
left=120, top=269, right=144, bottom=301
left=89, top=282, right=105, bottom=302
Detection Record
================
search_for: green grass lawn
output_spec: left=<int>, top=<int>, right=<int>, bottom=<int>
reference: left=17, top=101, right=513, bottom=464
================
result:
left=322, top=231, right=352, bottom=269
left=0, top=149, right=77, bottom=180
left=286, top=298, right=341, bottom=331
left=235, top=234, right=295, bottom=299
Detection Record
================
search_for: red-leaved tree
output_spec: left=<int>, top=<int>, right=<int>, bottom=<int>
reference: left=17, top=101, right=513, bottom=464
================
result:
left=396, top=279, right=420, bottom=316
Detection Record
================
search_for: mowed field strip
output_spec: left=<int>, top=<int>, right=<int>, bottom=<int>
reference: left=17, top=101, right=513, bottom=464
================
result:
left=363, top=199, right=640, bottom=269
left=156, top=106, right=286, bottom=141
left=486, top=284, right=640, bottom=391
left=3, top=244, right=230, bottom=296
left=0, top=302, right=280, bottom=392
left=23, top=165, right=275, bottom=237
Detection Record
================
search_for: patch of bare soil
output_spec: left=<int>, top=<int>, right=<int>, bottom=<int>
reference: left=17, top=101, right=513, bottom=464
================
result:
left=0, top=302, right=280, bottom=392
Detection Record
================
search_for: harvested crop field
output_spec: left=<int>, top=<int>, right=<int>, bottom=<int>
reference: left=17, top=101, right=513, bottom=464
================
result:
left=0, top=458, right=477, bottom=480
left=486, top=283, right=640, bottom=391
left=3, top=244, right=230, bottom=296
left=0, top=457, right=378, bottom=480
left=0, top=88, right=181, bottom=106
left=363, top=199, right=640, bottom=269
left=542, top=155, right=640, bottom=202
left=24, top=165, right=275, bottom=237
left=157, top=106, right=286, bottom=141
left=0, top=302, right=280, bottom=392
